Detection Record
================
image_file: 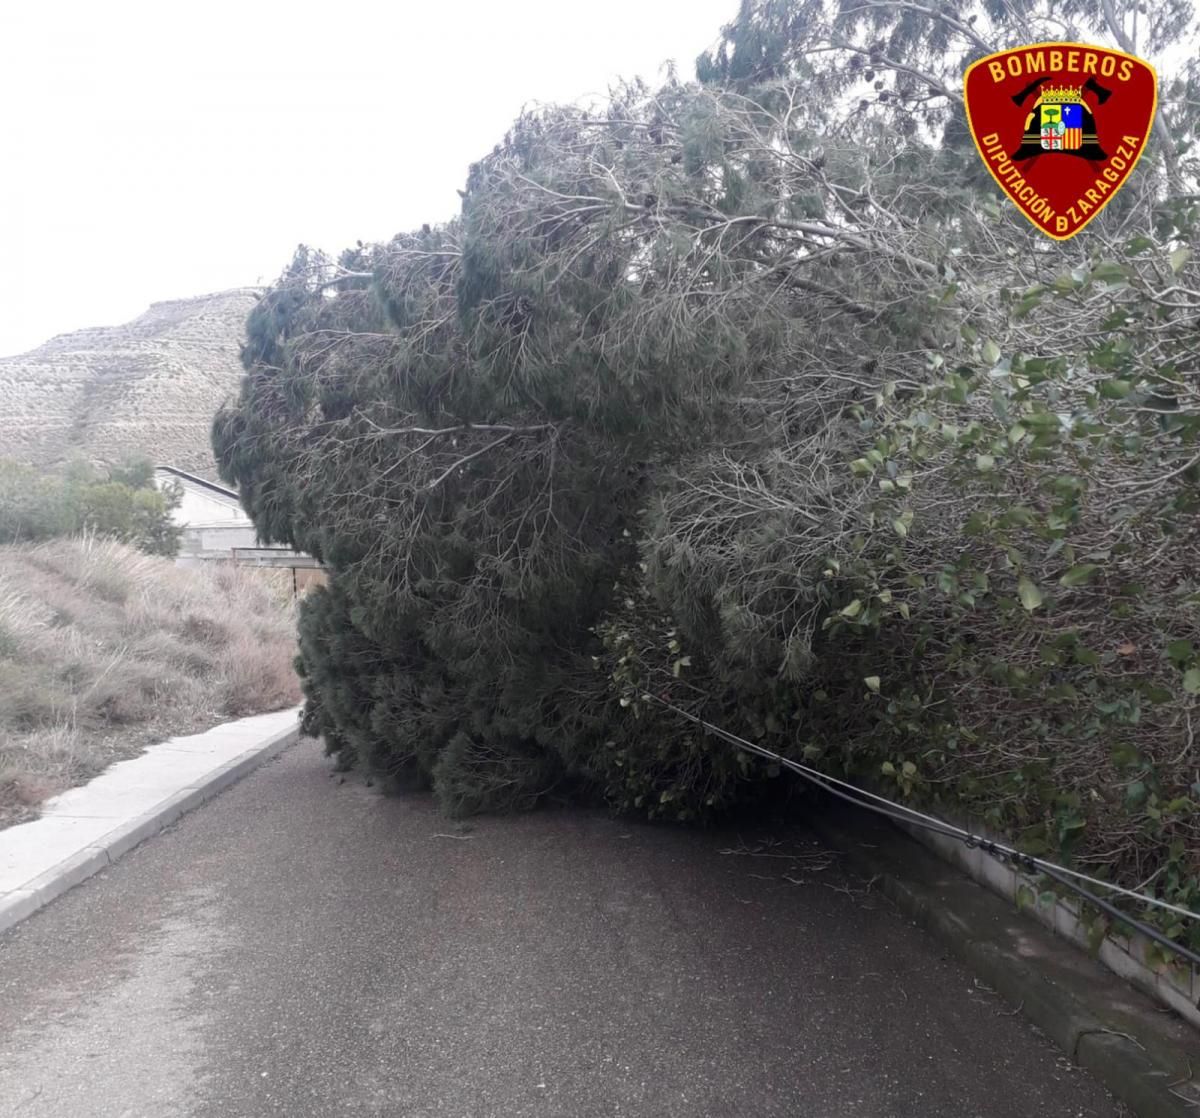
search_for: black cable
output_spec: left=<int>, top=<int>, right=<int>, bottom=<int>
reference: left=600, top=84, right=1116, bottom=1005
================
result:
left=1038, top=863, right=1200, bottom=970
left=647, top=693, right=1200, bottom=970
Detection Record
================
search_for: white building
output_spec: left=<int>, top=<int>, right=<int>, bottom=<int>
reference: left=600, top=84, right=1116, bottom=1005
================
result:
left=153, top=465, right=259, bottom=565
left=154, top=465, right=324, bottom=592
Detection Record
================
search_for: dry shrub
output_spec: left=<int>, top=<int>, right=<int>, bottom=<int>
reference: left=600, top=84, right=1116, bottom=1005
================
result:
left=235, top=566, right=294, bottom=607
left=25, top=534, right=156, bottom=604
left=218, top=633, right=303, bottom=717
left=0, top=725, right=89, bottom=826
left=133, top=629, right=216, bottom=677
left=0, top=537, right=301, bottom=824
left=81, top=660, right=174, bottom=726
left=0, top=579, right=55, bottom=657
left=0, top=661, right=72, bottom=728
left=178, top=612, right=233, bottom=648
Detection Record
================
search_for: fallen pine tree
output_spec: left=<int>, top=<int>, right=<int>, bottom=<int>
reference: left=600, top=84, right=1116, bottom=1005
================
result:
left=215, top=0, right=1200, bottom=952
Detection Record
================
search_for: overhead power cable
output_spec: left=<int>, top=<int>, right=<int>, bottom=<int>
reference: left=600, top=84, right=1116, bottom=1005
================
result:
left=646, top=693, right=1200, bottom=970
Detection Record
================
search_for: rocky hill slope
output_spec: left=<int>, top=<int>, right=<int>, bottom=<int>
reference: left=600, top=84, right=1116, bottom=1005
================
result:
left=0, top=289, right=259, bottom=481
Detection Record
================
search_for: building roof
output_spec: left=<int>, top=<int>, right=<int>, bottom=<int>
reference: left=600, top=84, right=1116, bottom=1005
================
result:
left=154, top=464, right=240, bottom=503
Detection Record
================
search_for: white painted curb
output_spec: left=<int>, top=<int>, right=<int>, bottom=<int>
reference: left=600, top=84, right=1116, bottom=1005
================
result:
left=0, top=707, right=302, bottom=936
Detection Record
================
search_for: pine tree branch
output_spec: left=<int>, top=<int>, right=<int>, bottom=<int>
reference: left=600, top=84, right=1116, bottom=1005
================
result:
left=424, top=434, right=519, bottom=491
left=1099, top=0, right=1183, bottom=193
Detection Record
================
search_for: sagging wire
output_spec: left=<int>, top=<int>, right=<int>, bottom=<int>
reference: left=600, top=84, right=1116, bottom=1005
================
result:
left=645, top=693, right=1200, bottom=971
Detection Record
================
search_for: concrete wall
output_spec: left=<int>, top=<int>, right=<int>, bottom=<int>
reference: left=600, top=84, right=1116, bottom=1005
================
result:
left=178, top=522, right=260, bottom=564
left=898, top=810, right=1200, bottom=1030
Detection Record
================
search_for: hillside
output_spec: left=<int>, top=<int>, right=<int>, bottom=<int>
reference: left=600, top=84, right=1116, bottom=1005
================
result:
left=0, top=289, right=259, bottom=481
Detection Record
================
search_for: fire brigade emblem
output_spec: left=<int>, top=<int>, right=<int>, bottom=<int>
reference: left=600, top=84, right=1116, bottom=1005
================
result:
left=963, top=43, right=1157, bottom=240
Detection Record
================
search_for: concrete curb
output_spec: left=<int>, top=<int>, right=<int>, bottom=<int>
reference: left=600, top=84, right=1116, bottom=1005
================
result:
left=0, top=710, right=301, bottom=937
left=810, top=809, right=1200, bottom=1118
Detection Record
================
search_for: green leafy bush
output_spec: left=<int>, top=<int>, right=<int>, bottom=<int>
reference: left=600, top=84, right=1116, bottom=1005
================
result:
left=0, top=457, right=182, bottom=557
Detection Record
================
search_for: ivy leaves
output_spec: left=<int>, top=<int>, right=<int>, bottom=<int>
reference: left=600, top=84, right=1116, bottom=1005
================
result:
left=825, top=224, right=1200, bottom=951
left=1168, top=640, right=1200, bottom=696
left=1059, top=564, right=1099, bottom=588
left=1017, top=576, right=1043, bottom=613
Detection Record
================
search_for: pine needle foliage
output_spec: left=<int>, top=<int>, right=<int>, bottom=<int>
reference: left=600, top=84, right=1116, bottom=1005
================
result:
left=216, top=0, right=1200, bottom=948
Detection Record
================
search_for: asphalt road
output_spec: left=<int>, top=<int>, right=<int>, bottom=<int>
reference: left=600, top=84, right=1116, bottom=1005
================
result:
left=0, top=738, right=1121, bottom=1118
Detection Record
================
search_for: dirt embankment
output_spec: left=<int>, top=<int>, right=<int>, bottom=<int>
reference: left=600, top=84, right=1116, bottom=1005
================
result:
left=0, top=536, right=300, bottom=826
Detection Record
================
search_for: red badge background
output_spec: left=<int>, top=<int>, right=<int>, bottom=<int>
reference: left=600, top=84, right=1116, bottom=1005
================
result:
left=963, top=43, right=1157, bottom=239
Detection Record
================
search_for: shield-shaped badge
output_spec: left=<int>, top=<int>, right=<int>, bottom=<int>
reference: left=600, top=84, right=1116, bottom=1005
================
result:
left=963, top=43, right=1157, bottom=240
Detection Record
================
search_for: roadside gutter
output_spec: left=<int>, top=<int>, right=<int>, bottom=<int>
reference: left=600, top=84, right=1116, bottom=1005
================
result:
left=810, top=808, right=1200, bottom=1118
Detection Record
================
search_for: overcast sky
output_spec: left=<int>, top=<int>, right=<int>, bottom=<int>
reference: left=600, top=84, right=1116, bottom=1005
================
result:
left=0, top=0, right=735, bottom=356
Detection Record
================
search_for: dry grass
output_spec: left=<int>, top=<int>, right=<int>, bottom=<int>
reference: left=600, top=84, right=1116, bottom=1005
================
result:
left=0, top=535, right=301, bottom=826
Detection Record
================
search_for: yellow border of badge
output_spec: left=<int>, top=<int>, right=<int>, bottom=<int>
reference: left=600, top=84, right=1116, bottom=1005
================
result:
left=962, top=41, right=1159, bottom=241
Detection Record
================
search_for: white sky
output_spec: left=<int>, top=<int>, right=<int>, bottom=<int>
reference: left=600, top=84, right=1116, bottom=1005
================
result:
left=0, top=0, right=735, bottom=356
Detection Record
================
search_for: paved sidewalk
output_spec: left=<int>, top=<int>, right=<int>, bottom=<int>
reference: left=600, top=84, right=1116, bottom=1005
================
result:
left=0, top=707, right=300, bottom=933
left=0, top=738, right=1122, bottom=1117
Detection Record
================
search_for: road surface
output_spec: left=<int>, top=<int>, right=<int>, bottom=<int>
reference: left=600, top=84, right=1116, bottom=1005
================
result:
left=0, top=738, right=1121, bottom=1117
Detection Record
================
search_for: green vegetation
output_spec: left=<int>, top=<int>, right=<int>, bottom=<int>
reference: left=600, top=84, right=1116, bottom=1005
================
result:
left=0, top=457, right=182, bottom=557
left=214, top=0, right=1200, bottom=951
left=0, top=537, right=301, bottom=825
